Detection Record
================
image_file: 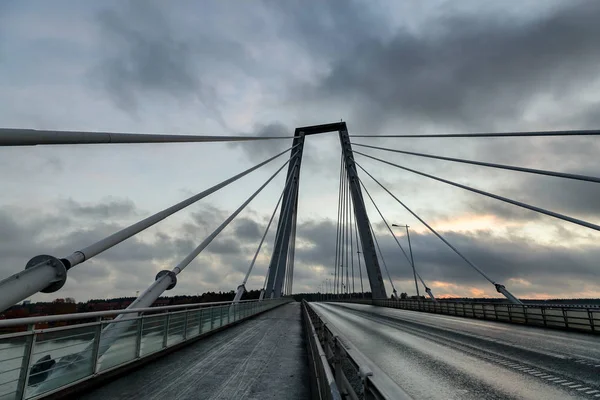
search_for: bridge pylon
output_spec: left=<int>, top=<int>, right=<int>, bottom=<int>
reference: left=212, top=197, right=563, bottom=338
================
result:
left=266, top=122, right=387, bottom=299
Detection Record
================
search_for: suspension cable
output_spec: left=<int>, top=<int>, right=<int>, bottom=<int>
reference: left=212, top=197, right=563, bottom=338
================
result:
left=352, top=143, right=600, bottom=184
left=368, top=220, right=398, bottom=298
left=288, top=210, right=297, bottom=294
left=0, top=127, right=296, bottom=146
left=353, top=213, right=365, bottom=296
left=349, top=190, right=355, bottom=294
left=349, top=129, right=600, bottom=138
left=359, top=178, right=431, bottom=294
left=341, top=161, right=347, bottom=294
left=344, top=164, right=350, bottom=295
left=356, top=161, right=497, bottom=285
left=355, top=150, right=600, bottom=233
left=334, top=154, right=343, bottom=295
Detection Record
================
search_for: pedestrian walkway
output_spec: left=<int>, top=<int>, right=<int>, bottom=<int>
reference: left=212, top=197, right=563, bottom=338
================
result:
left=80, top=302, right=309, bottom=400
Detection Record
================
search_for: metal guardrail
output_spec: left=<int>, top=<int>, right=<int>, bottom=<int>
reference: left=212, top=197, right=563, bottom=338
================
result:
left=329, top=298, right=599, bottom=334
left=0, top=298, right=291, bottom=400
left=303, top=301, right=412, bottom=400
left=302, top=301, right=342, bottom=400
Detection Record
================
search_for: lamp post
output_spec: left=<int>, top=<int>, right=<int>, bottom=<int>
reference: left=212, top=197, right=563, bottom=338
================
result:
left=392, top=224, right=420, bottom=297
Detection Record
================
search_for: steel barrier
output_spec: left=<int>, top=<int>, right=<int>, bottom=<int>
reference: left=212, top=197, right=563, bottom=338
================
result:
left=326, top=298, right=599, bottom=334
left=302, top=301, right=342, bottom=400
left=0, top=298, right=291, bottom=400
left=303, top=301, right=412, bottom=400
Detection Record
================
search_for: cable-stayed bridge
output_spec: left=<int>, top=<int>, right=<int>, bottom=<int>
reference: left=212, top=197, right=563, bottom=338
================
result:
left=0, top=122, right=599, bottom=400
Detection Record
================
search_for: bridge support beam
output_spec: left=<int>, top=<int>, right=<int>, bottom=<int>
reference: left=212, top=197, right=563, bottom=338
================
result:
left=339, top=127, right=388, bottom=299
left=265, top=133, right=304, bottom=298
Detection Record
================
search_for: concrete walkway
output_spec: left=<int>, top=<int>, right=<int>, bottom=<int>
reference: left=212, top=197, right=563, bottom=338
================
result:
left=80, top=302, right=310, bottom=400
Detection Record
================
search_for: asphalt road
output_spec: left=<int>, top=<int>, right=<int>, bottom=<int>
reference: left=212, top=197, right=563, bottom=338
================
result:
left=80, top=303, right=309, bottom=400
left=312, top=302, right=600, bottom=400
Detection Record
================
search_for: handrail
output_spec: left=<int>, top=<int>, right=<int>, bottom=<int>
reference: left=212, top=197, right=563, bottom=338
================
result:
left=301, top=301, right=342, bottom=399
left=328, top=298, right=598, bottom=334
left=0, top=298, right=271, bottom=328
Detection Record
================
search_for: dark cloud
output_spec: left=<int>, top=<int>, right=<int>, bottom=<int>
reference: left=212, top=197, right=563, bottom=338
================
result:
left=265, top=0, right=389, bottom=62
left=95, top=2, right=200, bottom=109
left=63, top=197, right=138, bottom=219
left=93, top=0, right=238, bottom=127
left=206, top=237, right=242, bottom=255
left=299, top=1, right=600, bottom=132
left=234, top=218, right=262, bottom=242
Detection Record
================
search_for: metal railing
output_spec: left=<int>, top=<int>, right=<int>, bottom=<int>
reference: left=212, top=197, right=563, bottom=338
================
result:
left=302, top=301, right=341, bottom=400
left=0, top=298, right=291, bottom=400
left=328, top=298, right=599, bottom=334
left=302, top=301, right=412, bottom=400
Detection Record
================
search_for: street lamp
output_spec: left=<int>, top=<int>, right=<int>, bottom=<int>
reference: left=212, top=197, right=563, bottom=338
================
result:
left=392, top=224, right=420, bottom=297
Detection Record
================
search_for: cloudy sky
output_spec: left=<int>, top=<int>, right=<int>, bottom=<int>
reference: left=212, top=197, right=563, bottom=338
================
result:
left=1, top=0, right=599, bottom=303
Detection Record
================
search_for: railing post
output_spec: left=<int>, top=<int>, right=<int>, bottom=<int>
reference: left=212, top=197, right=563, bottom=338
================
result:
left=220, top=306, right=224, bottom=326
left=199, top=309, right=203, bottom=334
left=163, top=313, right=170, bottom=348
left=15, top=324, right=35, bottom=400
left=210, top=307, right=214, bottom=330
left=508, top=305, right=513, bottom=322
left=135, top=316, right=143, bottom=358
left=333, top=337, right=343, bottom=393
left=588, top=309, right=595, bottom=332
left=91, top=317, right=103, bottom=374
left=562, top=308, right=569, bottom=329
left=361, top=370, right=376, bottom=400
left=541, top=307, right=547, bottom=327
left=182, top=311, right=189, bottom=340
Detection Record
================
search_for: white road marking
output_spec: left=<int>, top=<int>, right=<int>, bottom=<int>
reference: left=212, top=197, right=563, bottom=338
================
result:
left=576, top=387, right=590, bottom=391
left=586, top=390, right=599, bottom=394
left=567, top=384, right=581, bottom=388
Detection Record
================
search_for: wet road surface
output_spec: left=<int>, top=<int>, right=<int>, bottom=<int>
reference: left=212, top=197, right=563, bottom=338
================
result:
left=312, top=302, right=600, bottom=400
left=81, top=303, right=309, bottom=400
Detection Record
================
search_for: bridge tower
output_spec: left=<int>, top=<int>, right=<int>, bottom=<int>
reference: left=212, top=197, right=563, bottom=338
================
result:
left=266, top=122, right=387, bottom=299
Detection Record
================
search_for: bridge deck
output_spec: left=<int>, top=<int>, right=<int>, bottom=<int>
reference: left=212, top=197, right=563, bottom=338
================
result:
left=313, top=302, right=600, bottom=400
left=80, top=302, right=309, bottom=400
